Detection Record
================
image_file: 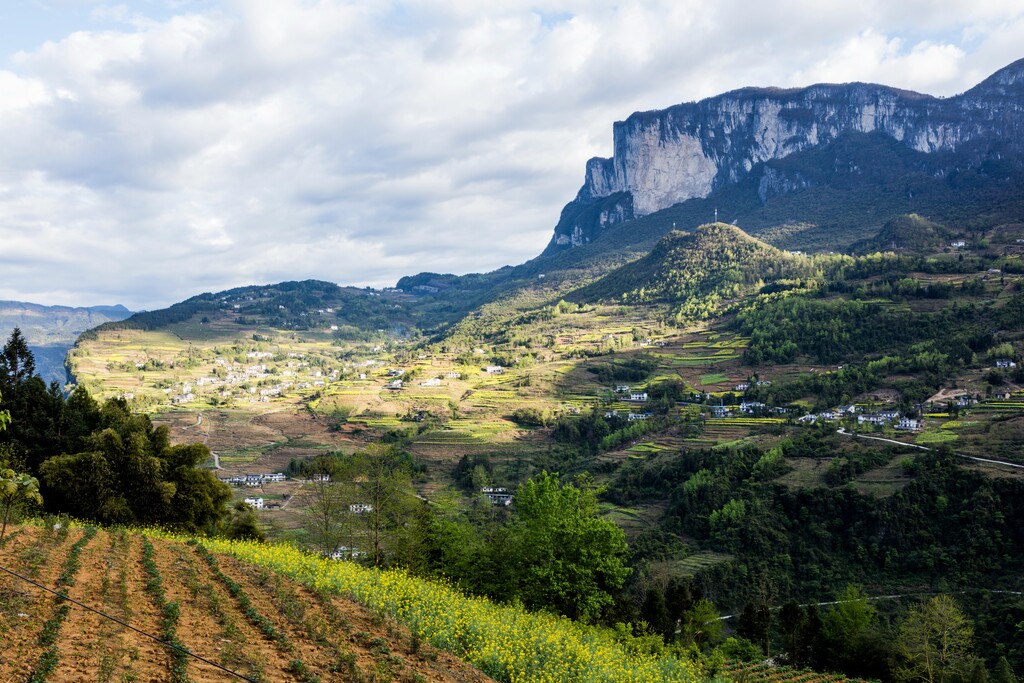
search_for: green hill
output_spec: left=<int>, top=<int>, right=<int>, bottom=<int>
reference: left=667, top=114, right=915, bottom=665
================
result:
left=851, top=213, right=952, bottom=253
left=572, top=223, right=818, bottom=320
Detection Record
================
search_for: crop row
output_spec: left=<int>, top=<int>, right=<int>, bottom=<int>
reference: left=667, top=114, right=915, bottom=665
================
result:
left=140, top=536, right=190, bottom=682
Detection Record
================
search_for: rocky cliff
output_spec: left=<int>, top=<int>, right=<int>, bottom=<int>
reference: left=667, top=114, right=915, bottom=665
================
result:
left=549, top=58, right=1024, bottom=250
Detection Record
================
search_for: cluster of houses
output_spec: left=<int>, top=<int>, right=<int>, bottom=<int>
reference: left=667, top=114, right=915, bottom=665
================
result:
left=796, top=405, right=920, bottom=430
left=219, top=472, right=288, bottom=487
left=708, top=401, right=788, bottom=418
left=164, top=354, right=335, bottom=405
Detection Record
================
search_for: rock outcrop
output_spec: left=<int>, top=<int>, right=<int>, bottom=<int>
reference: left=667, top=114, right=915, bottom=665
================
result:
left=549, top=58, right=1024, bottom=249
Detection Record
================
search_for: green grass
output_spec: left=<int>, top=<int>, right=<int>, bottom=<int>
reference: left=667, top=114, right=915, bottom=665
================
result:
left=916, top=430, right=958, bottom=445
left=699, top=373, right=729, bottom=385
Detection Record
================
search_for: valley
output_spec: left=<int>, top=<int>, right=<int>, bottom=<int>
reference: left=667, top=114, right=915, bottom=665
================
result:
left=5, top=58, right=1024, bottom=683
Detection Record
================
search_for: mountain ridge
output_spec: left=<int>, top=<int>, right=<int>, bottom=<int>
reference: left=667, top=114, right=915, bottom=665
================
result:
left=550, top=58, right=1024, bottom=251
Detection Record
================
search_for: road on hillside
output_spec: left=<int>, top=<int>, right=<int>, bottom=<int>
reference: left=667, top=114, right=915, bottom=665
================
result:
left=835, top=428, right=1023, bottom=469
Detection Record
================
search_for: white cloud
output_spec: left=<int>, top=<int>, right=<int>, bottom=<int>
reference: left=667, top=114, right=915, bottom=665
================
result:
left=0, top=0, right=1022, bottom=308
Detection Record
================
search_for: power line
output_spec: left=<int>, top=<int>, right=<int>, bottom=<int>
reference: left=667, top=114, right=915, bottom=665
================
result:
left=0, top=563, right=259, bottom=682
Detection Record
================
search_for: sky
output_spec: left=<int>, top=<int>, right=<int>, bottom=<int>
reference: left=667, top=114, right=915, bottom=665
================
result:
left=1, top=1, right=1023, bottom=310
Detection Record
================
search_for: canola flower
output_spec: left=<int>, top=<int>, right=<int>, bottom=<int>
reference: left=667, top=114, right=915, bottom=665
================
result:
left=144, top=530, right=709, bottom=683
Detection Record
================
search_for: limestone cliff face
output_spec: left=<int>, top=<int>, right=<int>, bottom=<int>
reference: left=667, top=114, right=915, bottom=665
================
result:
left=549, top=58, right=1024, bottom=249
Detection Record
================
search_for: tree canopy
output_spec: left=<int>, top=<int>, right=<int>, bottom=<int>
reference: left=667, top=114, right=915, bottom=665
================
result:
left=508, top=471, right=630, bottom=622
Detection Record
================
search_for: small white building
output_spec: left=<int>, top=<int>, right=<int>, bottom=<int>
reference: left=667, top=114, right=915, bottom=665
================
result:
left=420, top=378, right=442, bottom=387
left=482, top=487, right=513, bottom=506
left=628, top=392, right=648, bottom=402
left=484, top=365, right=505, bottom=374
left=349, top=503, right=374, bottom=514
left=996, top=359, right=1017, bottom=369
left=896, top=417, right=920, bottom=431
left=243, top=497, right=264, bottom=509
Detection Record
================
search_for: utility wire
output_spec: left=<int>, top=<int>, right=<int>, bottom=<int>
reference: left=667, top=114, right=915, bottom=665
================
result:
left=0, top=563, right=259, bottom=683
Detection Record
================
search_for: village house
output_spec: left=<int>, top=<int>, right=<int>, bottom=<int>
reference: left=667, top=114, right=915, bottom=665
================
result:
left=243, top=497, right=264, bottom=509
left=420, top=378, right=442, bottom=387
left=739, top=401, right=765, bottom=414
left=996, top=358, right=1017, bottom=369
left=710, top=405, right=730, bottom=418
left=349, top=503, right=373, bottom=514
left=627, top=412, right=652, bottom=421
left=387, top=379, right=403, bottom=390
left=734, top=383, right=750, bottom=391
left=482, top=487, right=513, bottom=506
left=330, top=546, right=365, bottom=560
left=446, top=371, right=462, bottom=379
left=615, top=384, right=630, bottom=393
left=628, top=392, right=648, bottom=402
left=896, top=417, right=920, bottom=431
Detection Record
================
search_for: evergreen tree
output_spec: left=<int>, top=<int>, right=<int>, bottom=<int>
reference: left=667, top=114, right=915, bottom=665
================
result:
left=993, top=657, right=1018, bottom=683
left=0, top=328, right=35, bottom=397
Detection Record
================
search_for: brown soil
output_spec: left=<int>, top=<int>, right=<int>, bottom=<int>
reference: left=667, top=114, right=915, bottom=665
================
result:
left=0, top=525, right=495, bottom=683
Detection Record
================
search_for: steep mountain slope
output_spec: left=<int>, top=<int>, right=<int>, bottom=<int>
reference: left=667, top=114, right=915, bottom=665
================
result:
left=549, top=58, right=1024, bottom=250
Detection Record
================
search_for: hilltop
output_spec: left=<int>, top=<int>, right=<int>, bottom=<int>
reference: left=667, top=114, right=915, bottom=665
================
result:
left=572, top=223, right=817, bottom=314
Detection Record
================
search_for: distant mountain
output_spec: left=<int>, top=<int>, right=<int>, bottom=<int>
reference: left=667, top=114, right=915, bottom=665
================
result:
left=548, top=58, right=1024, bottom=252
left=0, top=301, right=133, bottom=386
